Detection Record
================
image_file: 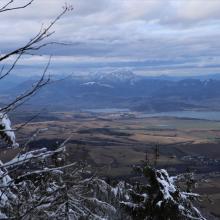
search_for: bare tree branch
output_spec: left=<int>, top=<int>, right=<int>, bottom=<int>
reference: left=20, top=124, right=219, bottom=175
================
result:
left=0, top=0, right=34, bottom=13
left=0, top=57, right=51, bottom=113
left=0, top=6, right=70, bottom=63
left=0, top=53, right=23, bottom=80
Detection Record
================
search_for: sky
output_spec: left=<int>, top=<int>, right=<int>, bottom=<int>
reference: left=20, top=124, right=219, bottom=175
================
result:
left=1, top=0, right=220, bottom=76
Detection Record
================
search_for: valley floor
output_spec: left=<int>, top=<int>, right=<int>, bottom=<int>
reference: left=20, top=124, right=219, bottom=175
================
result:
left=1, top=110, right=220, bottom=218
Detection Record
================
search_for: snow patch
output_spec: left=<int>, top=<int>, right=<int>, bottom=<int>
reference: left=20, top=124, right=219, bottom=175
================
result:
left=0, top=113, right=19, bottom=147
left=81, top=81, right=113, bottom=88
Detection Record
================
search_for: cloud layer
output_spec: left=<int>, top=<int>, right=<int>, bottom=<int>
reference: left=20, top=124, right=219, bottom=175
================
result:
left=1, top=0, right=220, bottom=76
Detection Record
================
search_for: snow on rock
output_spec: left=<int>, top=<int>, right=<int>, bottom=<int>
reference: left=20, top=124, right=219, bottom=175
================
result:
left=0, top=112, right=19, bottom=147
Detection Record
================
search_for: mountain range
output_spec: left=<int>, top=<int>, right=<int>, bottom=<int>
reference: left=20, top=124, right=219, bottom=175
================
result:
left=1, top=71, right=220, bottom=112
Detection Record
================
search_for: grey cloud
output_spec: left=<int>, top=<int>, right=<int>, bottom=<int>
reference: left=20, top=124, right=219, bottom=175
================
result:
left=1, top=0, right=220, bottom=76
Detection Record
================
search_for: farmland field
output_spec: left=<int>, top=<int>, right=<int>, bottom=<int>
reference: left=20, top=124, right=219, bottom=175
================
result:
left=1, top=110, right=220, bottom=218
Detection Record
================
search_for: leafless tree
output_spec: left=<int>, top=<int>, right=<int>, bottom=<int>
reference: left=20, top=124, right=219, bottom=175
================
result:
left=0, top=1, right=73, bottom=116
left=0, top=1, right=77, bottom=219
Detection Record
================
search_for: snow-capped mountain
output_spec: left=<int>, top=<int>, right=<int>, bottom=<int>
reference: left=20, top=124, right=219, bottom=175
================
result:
left=2, top=71, right=220, bottom=112
left=81, top=81, right=113, bottom=88
left=90, top=70, right=139, bottom=83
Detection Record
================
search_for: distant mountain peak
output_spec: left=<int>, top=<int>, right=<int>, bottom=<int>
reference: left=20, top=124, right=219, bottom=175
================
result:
left=92, top=70, right=136, bottom=82
left=81, top=81, right=96, bottom=86
left=81, top=81, right=113, bottom=88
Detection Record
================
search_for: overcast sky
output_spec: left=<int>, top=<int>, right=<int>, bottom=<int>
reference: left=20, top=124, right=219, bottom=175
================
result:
left=1, top=0, right=220, bottom=76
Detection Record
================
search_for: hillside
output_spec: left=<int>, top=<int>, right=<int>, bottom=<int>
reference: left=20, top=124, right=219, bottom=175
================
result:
left=1, top=71, right=220, bottom=112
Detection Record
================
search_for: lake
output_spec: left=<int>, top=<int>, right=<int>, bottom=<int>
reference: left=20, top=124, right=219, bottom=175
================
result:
left=83, top=108, right=220, bottom=121
left=83, top=108, right=130, bottom=113
left=139, top=111, right=220, bottom=121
